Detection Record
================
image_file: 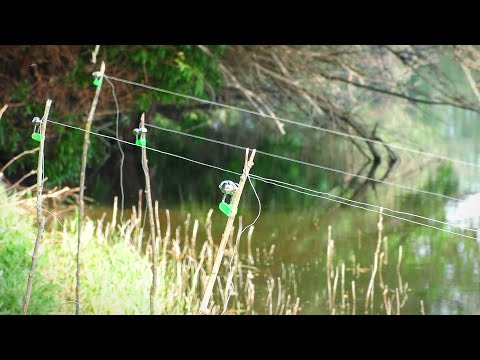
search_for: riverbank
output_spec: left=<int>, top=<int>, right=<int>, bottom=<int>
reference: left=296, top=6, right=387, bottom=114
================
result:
left=0, top=189, right=300, bottom=315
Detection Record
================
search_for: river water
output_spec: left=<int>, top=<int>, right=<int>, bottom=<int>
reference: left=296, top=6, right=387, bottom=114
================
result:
left=84, top=105, right=480, bottom=315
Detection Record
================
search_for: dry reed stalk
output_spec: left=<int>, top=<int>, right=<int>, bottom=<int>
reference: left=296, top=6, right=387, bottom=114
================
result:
left=351, top=254, right=356, bottom=278
left=383, top=285, right=391, bottom=315
left=132, top=205, right=137, bottom=227
left=110, top=196, right=118, bottom=233
left=216, top=276, right=224, bottom=303
left=266, top=277, right=275, bottom=315
left=395, top=288, right=400, bottom=315
left=326, top=225, right=334, bottom=312
left=191, top=219, right=199, bottom=259
left=95, top=213, right=106, bottom=240
left=22, top=99, right=52, bottom=315
left=235, top=216, right=243, bottom=245
left=341, top=263, right=346, bottom=310
left=154, top=200, right=161, bottom=251
left=184, top=213, right=191, bottom=249
left=238, top=260, right=244, bottom=291
left=104, top=222, right=110, bottom=243
left=397, top=245, right=403, bottom=272
left=383, top=236, right=388, bottom=265
left=205, top=208, right=214, bottom=247
left=379, top=252, right=385, bottom=290
left=292, top=297, right=300, bottom=315
left=285, top=294, right=291, bottom=313
left=332, top=267, right=339, bottom=314
left=165, top=209, right=171, bottom=244
left=199, top=148, right=256, bottom=314
left=247, top=226, right=255, bottom=265
left=397, top=245, right=404, bottom=295
left=124, top=221, right=135, bottom=246
left=420, top=300, right=425, bottom=315
left=269, top=244, right=276, bottom=257
left=191, top=250, right=206, bottom=298
left=365, top=208, right=384, bottom=313
left=76, top=61, right=105, bottom=315
left=245, top=271, right=255, bottom=312
left=275, top=277, right=282, bottom=314
left=135, top=189, right=143, bottom=245
left=352, top=281, right=356, bottom=315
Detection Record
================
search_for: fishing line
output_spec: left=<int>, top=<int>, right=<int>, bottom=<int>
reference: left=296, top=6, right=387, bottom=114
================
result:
left=145, top=123, right=462, bottom=202
left=104, top=76, right=126, bottom=225
left=46, top=119, right=477, bottom=240
left=253, top=176, right=477, bottom=240
left=103, top=74, right=480, bottom=170
left=143, top=123, right=474, bottom=231
left=222, top=175, right=262, bottom=315
left=44, top=209, right=65, bottom=229
left=249, top=174, right=477, bottom=233
left=65, top=300, right=88, bottom=315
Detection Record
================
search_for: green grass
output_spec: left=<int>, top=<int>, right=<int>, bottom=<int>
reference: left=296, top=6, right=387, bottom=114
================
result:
left=0, top=198, right=59, bottom=314
left=0, top=188, right=299, bottom=315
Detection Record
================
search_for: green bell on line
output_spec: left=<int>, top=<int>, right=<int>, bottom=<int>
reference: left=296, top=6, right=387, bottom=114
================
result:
left=31, top=117, right=44, bottom=142
left=133, top=127, right=148, bottom=147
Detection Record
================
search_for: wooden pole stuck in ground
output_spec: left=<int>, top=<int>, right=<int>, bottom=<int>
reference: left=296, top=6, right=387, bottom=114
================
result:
left=139, top=113, right=159, bottom=314
left=76, top=61, right=106, bottom=315
left=22, top=99, right=52, bottom=315
left=199, top=148, right=256, bottom=315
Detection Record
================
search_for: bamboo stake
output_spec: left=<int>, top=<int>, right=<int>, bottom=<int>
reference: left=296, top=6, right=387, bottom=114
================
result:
left=76, top=61, right=105, bottom=315
left=22, top=99, right=52, bottom=315
left=199, top=148, right=256, bottom=314
left=139, top=113, right=158, bottom=315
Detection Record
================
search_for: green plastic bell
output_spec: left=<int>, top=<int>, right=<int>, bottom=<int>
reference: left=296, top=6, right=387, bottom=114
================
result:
left=93, top=77, right=102, bottom=87
left=31, top=132, right=44, bottom=142
left=219, top=201, right=233, bottom=217
left=135, top=138, right=147, bottom=147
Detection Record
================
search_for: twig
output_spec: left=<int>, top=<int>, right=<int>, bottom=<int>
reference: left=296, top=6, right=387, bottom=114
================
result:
left=460, top=62, right=480, bottom=104
left=199, top=148, right=256, bottom=314
left=76, top=61, right=105, bottom=315
left=0, top=104, right=7, bottom=120
left=5, top=170, right=37, bottom=191
left=22, top=99, right=52, bottom=315
left=0, top=147, right=39, bottom=174
left=91, top=45, right=100, bottom=64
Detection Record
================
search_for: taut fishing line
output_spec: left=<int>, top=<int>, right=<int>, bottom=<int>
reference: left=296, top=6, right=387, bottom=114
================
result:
left=46, top=119, right=478, bottom=240
left=103, top=74, right=480, bottom=170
